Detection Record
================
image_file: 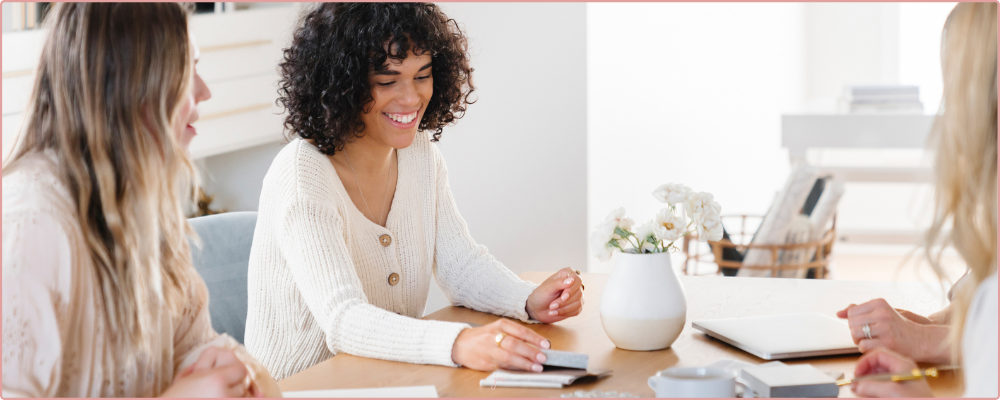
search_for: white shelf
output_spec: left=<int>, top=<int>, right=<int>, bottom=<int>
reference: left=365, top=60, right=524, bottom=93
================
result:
left=782, top=114, right=937, bottom=182
left=1, top=6, right=301, bottom=163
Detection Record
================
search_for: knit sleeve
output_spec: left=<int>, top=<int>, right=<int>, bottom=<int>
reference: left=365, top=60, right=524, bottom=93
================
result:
left=429, top=147, right=540, bottom=323
left=172, top=278, right=280, bottom=397
left=277, top=197, right=470, bottom=367
left=2, top=211, right=69, bottom=397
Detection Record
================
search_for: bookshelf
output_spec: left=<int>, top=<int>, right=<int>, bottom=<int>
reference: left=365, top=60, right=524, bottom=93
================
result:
left=1, top=3, right=301, bottom=162
left=781, top=113, right=937, bottom=245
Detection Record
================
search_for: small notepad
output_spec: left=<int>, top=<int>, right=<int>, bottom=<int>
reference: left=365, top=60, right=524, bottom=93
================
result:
left=479, top=368, right=612, bottom=389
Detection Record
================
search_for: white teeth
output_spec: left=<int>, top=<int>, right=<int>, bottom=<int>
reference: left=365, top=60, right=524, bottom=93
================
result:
left=385, top=112, right=417, bottom=124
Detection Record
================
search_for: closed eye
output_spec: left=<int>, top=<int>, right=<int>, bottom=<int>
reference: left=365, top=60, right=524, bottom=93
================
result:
left=416, top=74, right=431, bottom=81
left=376, top=81, right=395, bottom=87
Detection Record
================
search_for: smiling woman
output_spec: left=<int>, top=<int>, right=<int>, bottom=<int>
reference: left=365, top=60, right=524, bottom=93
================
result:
left=276, top=3, right=474, bottom=155
left=244, top=2, right=587, bottom=381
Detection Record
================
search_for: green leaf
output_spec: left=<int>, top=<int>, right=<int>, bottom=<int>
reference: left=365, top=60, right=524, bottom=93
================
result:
left=614, top=226, right=631, bottom=238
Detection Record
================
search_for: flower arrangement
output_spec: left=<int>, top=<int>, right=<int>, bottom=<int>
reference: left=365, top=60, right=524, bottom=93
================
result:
left=590, top=183, right=724, bottom=261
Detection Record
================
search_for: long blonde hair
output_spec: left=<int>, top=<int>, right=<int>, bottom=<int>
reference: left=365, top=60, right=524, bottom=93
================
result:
left=2, top=3, right=200, bottom=351
left=925, top=2, right=997, bottom=361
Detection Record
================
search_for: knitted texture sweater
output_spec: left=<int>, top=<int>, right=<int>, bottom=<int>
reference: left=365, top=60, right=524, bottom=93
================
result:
left=244, top=134, right=539, bottom=380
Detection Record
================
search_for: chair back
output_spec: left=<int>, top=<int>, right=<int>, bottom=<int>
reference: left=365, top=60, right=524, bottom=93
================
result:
left=189, top=211, right=258, bottom=344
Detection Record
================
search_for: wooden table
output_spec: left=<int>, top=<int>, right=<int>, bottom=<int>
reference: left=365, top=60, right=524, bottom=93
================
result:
left=279, top=272, right=961, bottom=397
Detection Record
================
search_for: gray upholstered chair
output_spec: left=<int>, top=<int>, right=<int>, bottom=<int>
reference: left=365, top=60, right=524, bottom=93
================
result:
left=188, top=211, right=257, bottom=344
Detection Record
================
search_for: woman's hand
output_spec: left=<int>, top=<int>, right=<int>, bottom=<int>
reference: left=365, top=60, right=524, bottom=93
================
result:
left=851, top=348, right=934, bottom=398
left=526, top=268, right=584, bottom=323
left=837, top=299, right=951, bottom=364
left=451, top=318, right=551, bottom=372
left=161, top=346, right=260, bottom=398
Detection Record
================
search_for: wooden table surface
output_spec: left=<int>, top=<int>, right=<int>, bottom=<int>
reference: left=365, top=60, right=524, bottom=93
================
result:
left=279, top=272, right=961, bottom=397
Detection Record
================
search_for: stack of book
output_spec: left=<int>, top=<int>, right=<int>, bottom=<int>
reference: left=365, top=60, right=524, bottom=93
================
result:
left=839, top=85, right=924, bottom=114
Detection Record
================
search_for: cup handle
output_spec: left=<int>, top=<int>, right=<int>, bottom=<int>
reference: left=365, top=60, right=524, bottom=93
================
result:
left=735, top=379, right=753, bottom=398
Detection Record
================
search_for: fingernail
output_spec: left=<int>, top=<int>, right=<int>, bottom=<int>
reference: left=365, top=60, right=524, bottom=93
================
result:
left=550, top=302, right=559, bottom=310
left=561, top=292, right=569, bottom=301
left=563, top=278, right=573, bottom=285
left=537, top=353, right=547, bottom=363
left=541, top=339, right=551, bottom=349
left=532, top=364, right=543, bottom=372
left=549, top=310, right=558, bottom=316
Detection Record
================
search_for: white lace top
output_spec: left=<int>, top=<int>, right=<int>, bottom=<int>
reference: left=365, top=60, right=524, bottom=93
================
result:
left=1, top=152, right=269, bottom=397
left=244, top=134, right=540, bottom=380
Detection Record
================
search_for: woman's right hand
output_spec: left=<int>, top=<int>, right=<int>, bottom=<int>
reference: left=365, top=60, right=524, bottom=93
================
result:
left=160, top=347, right=258, bottom=398
left=851, top=348, right=933, bottom=398
left=451, top=318, right=551, bottom=372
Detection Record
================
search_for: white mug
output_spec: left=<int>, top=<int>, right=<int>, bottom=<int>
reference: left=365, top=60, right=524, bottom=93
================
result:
left=647, top=367, right=740, bottom=398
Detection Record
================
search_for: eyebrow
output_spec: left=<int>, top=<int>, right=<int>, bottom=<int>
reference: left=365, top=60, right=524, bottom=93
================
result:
left=373, top=61, right=433, bottom=76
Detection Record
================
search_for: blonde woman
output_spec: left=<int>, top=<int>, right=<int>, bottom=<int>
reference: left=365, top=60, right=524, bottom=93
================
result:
left=839, top=3, right=997, bottom=397
left=2, top=3, right=279, bottom=397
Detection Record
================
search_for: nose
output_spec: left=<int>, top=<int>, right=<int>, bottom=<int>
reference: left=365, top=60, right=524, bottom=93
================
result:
left=396, top=80, right=419, bottom=107
left=194, top=71, right=212, bottom=104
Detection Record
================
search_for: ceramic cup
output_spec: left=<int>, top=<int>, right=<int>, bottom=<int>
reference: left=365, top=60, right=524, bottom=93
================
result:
left=648, top=367, right=737, bottom=398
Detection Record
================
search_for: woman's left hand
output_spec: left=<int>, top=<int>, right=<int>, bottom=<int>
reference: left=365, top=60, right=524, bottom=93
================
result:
left=525, top=268, right=584, bottom=323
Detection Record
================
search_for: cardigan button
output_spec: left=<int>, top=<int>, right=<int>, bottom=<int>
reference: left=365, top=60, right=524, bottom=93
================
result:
left=379, top=234, right=392, bottom=247
left=388, top=272, right=400, bottom=286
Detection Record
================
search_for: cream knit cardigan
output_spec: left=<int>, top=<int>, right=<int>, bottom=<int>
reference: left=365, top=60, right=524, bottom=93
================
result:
left=244, top=134, right=539, bottom=380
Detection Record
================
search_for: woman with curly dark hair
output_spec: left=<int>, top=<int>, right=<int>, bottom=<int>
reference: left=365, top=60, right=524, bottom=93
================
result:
left=244, top=3, right=584, bottom=380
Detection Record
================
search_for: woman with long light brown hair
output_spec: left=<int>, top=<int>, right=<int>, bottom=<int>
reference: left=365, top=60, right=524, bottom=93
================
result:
left=1, top=3, right=279, bottom=397
left=839, top=3, right=997, bottom=397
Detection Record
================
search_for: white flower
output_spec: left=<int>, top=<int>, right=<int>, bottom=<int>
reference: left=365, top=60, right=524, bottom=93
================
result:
left=684, top=192, right=721, bottom=220
left=616, top=217, right=635, bottom=236
left=652, top=183, right=692, bottom=205
left=592, top=207, right=634, bottom=260
left=653, top=208, right=686, bottom=242
left=633, top=221, right=658, bottom=253
left=695, top=212, right=724, bottom=242
left=589, top=227, right=615, bottom=261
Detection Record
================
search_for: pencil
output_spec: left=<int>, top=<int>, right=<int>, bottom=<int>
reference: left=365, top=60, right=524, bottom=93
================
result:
left=836, top=366, right=960, bottom=386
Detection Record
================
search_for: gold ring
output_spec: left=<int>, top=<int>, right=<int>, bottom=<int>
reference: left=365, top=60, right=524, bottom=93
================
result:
left=495, top=332, right=506, bottom=348
left=574, top=269, right=582, bottom=276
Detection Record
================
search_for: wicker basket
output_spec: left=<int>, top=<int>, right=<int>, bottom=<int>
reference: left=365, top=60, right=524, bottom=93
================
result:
left=682, top=214, right=836, bottom=278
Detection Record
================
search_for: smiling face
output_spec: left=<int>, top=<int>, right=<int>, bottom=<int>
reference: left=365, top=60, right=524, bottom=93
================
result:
left=358, top=49, right=434, bottom=149
left=172, top=38, right=212, bottom=150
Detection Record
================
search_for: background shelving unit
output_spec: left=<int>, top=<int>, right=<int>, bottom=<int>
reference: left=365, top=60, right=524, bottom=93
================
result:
left=1, top=3, right=302, bottom=162
left=781, top=113, right=938, bottom=244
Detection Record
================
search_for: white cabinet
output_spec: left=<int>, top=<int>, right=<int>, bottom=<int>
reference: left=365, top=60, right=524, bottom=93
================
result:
left=0, top=5, right=302, bottom=162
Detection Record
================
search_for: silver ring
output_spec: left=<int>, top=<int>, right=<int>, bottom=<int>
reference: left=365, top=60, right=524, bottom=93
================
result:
left=862, top=323, right=872, bottom=340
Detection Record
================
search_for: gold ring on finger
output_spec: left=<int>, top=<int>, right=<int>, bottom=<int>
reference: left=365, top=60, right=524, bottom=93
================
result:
left=495, top=332, right=507, bottom=348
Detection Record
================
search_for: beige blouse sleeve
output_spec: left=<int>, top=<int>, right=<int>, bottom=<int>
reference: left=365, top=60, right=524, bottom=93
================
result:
left=173, top=276, right=281, bottom=397
left=2, top=210, right=72, bottom=397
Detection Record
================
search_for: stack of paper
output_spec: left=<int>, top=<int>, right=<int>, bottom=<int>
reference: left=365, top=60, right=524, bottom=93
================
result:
left=480, top=369, right=612, bottom=389
left=839, top=85, right=923, bottom=114
left=741, top=364, right=838, bottom=398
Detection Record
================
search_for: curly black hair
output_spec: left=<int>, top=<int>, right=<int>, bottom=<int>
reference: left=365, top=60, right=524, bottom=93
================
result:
left=276, top=3, right=475, bottom=155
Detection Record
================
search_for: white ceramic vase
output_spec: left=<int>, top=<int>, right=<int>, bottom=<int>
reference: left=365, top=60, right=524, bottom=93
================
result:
left=600, top=251, right=687, bottom=351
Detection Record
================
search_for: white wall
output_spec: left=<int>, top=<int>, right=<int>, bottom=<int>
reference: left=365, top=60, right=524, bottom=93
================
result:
left=587, top=3, right=805, bottom=272
left=199, top=3, right=589, bottom=316
left=801, top=3, right=900, bottom=111
left=429, top=3, right=587, bottom=314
